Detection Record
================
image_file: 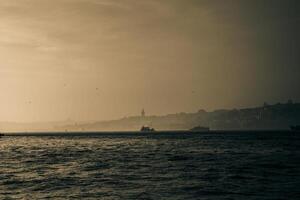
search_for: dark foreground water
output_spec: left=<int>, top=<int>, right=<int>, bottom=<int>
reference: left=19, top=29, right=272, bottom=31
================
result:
left=0, top=131, right=299, bottom=199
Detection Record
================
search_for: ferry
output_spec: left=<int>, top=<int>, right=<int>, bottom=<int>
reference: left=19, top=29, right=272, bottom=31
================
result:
left=140, top=126, right=155, bottom=132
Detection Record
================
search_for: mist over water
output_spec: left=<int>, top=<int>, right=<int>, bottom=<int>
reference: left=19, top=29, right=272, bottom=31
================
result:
left=1, top=132, right=299, bottom=199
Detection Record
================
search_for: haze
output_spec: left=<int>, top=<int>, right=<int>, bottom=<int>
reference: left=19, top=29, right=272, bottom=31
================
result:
left=0, top=0, right=299, bottom=122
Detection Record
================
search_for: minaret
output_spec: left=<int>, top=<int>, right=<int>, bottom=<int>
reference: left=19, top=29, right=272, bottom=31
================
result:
left=141, top=109, right=145, bottom=117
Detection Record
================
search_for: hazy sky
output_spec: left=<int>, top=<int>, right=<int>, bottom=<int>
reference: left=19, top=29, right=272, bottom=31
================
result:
left=0, top=0, right=299, bottom=122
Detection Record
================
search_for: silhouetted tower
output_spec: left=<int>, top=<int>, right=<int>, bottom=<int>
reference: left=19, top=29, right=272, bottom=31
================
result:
left=141, top=109, right=145, bottom=117
left=263, top=102, right=269, bottom=107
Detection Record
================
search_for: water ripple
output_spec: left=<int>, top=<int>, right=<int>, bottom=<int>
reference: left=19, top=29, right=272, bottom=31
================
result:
left=1, top=132, right=299, bottom=199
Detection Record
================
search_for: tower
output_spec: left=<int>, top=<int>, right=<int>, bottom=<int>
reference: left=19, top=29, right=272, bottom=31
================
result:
left=141, top=109, right=145, bottom=117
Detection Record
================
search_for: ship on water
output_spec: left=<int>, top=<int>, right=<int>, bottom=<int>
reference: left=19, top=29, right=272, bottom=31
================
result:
left=140, top=126, right=155, bottom=132
left=140, top=109, right=156, bottom=132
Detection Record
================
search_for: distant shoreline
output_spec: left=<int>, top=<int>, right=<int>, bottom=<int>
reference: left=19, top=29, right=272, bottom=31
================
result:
left=2, top=129, right=295, bottom=137
left=1, top=101, right=299, bottom=132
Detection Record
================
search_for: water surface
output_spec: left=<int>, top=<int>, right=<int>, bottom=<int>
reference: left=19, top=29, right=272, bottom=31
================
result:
left=1, top=132, right=299, bottom=199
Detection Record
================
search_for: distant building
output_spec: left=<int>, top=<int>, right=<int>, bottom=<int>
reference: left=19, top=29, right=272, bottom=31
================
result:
left=141, top=109, right=145, bottom=117
left=288, top=99, right=293, bottom=104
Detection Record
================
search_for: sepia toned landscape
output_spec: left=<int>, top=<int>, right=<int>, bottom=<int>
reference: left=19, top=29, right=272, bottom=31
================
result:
left=1, top=0, right=299, bottom=199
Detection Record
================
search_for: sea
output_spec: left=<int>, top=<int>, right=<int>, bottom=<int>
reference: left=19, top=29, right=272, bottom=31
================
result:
left=0, top=131, right=299, bottom=200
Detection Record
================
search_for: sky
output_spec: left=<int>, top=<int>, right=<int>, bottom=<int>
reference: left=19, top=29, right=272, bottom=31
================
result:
left=0, top=0, right=299, bottom=122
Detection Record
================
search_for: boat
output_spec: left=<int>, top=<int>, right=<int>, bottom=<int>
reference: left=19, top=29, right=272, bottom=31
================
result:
left=290, top=125, right=300, bottom=131
left=189, top=126, right=210, bottom=132
left=140, top=126, right=155, bottom=132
